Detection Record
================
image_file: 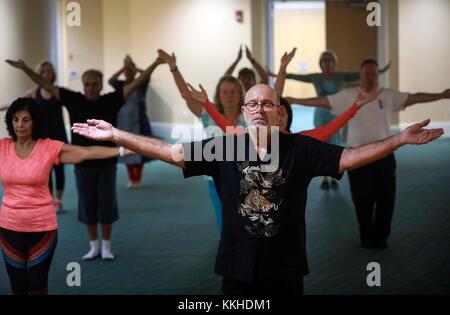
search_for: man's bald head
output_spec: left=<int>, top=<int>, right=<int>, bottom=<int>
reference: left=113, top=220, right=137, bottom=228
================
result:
left=242, top=84, right=281, bottom=129
left=245, top=84, right=280, bottom=106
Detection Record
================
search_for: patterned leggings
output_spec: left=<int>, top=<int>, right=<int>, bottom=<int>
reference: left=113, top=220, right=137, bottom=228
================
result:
left=0, top=228, right=57, bottom=295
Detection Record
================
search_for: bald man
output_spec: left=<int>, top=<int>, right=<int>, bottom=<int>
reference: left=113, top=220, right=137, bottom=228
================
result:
left=72, top=84, right=443, bottom=295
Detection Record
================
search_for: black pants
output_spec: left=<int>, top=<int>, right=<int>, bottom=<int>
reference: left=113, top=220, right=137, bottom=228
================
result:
left=348, top=154, right=396, bottom=245
left=222, top=277, right=303, bottom=295
left=48, top=164, right=65, bottom=192
left=75, top=164, right=119, bottom=225
left=0, top=228, right=57, bottom=294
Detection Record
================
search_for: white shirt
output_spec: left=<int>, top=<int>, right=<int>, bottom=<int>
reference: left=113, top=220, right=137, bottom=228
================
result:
left=328, top=87, right=409, bottom=147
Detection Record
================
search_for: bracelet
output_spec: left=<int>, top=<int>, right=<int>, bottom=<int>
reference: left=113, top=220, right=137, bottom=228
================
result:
left=119, top=146, right=125, bottom=157
left=170, top=66, right=178, bottom=73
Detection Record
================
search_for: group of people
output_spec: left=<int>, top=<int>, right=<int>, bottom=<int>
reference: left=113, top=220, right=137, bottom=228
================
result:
left=0, top=44, right=448, bottom=295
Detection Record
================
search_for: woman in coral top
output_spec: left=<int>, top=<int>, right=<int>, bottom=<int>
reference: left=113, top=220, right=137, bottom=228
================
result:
left=0, top=98, right=129, bottom=295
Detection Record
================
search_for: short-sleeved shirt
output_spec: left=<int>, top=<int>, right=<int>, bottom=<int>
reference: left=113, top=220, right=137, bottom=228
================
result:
left=183, top=132, right=344, bottom=283
left=0, top=138, right=64, bottom=232
left=327, top=87, right=409, bottom=147
left=59, top=88, right=125, bottom=166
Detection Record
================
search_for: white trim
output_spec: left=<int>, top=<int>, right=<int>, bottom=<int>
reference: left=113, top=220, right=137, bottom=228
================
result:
left=392, top=121, right=450, bottom=138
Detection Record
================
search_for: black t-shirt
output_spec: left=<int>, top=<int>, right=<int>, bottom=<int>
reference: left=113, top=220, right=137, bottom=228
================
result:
left=183, top=132, right=344, bottom=284
left=60, top=88, right=125, bottom=166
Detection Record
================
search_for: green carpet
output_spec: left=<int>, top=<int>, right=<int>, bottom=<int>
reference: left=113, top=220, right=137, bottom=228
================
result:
left=0, top=139, right=449, bottom=295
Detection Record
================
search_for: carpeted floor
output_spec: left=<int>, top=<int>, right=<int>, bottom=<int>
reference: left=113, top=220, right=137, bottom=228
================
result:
left=0, top=137, right=449, bottom=295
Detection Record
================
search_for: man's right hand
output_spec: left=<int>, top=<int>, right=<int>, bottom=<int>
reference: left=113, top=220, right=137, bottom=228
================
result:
left=72, top=119, right=115, bottom=142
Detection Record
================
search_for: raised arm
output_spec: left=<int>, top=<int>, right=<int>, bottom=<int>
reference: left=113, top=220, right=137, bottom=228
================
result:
left=158, top=49, right=203, bottom=117
left=185, top=83, right=245, bottom=135
left=246, top=46, right=269, bottom=84
left=404, top=89, right=450, bottom=108
left=5, top=59, right=60, bottom=100
left=339, top=119, right=443, bottom=173
left=274, top=47, right=297, bottom=97
left=123, top=57, right=163, bottom=99
left=300, top=89, right=378, bottom=141
left=108, top=66, right=125, bottom=87
left=72, top=119, right=185, bottom=169
left=286, top=96, right=331, bottom=109
left=225, top=45, right=243, bottom=76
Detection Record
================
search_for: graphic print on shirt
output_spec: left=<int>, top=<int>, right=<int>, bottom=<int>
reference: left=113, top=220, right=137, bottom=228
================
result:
left=238, top=162, right=285, bottom=238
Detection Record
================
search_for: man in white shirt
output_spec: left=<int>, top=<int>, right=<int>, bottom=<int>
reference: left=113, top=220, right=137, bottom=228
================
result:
left=286, top=58, right=450, bottom=249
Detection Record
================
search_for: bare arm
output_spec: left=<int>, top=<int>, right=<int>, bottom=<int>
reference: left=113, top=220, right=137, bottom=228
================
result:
left=285, top=96, right=331, bottom=109
left=404, top=89, right=450, bottom=108
left=5, top=59, right=61, bottom=100
left=72, top=119, right=185, bottom=169
left=339, top=119, right=443, bottom=173
left=59, top=144, right=125, bottom=164
left=123, top=57, right=163, bottom=99
left=274, top=48, right=297, bottom=97
left=108, top=67, right=125, bottom=85
left=158, top=49, right=203, bottom=117
left=225, top=46, right=243, bottom=76
left=246, top=46, right=269, bottom=84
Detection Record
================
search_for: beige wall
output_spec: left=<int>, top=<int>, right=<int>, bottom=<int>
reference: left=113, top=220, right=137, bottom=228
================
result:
left=126, top=0, right=253, bottom=124
left=58, top=0, right=253, bottom=125
left=60, top=0, right=104, bottom=91
left=273, top=6, right=326, bottom=98
left=398, top=0, right=450, bottom=124
left=61, top=0, right=253, bottom=125
left=0, top=0, right=57, bottom=137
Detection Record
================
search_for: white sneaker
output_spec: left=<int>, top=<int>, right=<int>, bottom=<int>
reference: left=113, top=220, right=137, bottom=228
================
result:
left=101, top=248, right=115, bottom=260
left=82, top=248, right=100, bottom=260
left=82, top=240, right=100, bottom=260
left=101, top=240, right=115, bottom=260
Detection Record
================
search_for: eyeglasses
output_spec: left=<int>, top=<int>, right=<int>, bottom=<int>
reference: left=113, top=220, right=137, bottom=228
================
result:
left=243, top=101, right=278, bottom=112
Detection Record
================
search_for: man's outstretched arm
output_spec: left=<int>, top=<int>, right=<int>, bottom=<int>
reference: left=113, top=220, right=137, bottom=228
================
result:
left=404, top=89, right=450, bottom=108
left=339, top=119, right=443, bottom=173
left=286, top=96, right=331, bottom=109
left=72, top=120, right=185, bottom=169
